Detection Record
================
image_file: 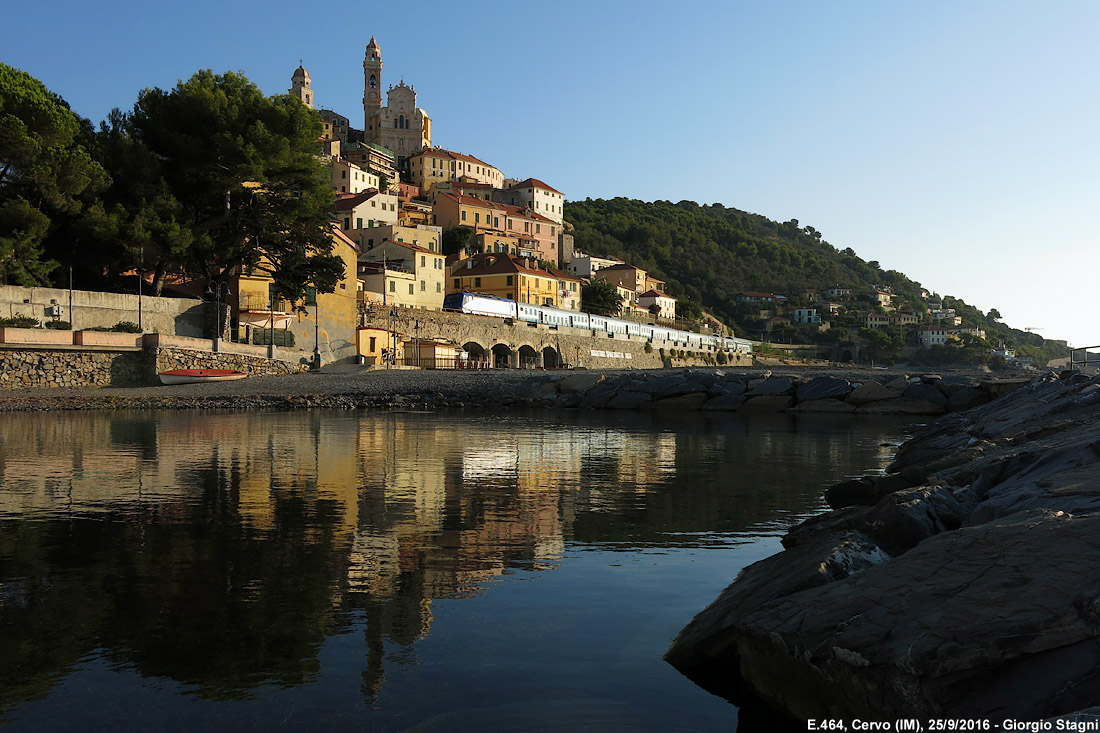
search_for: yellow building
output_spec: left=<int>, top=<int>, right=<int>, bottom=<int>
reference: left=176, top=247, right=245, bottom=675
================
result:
left=231, top=226, right=362, bottom=362
left=359, top=239, right=447, bottom=310
left=450, top=253, right=580, bottom=309
left=409, top=149, right=504, bottom=194
left=432, top=191, right=504, bottom=234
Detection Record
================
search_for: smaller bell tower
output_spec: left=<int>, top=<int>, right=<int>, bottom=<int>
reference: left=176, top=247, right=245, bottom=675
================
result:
left=290, top=63, right=313, bottom=109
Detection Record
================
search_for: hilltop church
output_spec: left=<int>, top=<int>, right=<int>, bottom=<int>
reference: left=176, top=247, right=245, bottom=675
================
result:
left=361, top=37, right=432, bottom=169
left=291, top=37, right=432, bottom=174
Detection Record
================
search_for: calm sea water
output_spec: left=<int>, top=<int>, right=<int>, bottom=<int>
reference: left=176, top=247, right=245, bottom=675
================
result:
left=0, top=409, right=915, bottom=731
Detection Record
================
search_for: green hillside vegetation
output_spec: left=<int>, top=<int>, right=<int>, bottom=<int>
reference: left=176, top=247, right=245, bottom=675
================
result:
left=566, top=197, right=1068, bottom=366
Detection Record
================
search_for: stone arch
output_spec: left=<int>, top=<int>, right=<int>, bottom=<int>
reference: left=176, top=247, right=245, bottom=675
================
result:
left=462, top=341, right=489, bottom=369
left=542, top=346, right=561, bottom=369
left=517, top=344, right=540, bottom=369
left=491, top=343, right=513, bottom=369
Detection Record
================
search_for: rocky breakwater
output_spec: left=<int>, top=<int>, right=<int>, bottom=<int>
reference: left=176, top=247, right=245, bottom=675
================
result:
left=664, top=370, right=1100, bottom=721
left=536, top=368, right=1003, bottom=415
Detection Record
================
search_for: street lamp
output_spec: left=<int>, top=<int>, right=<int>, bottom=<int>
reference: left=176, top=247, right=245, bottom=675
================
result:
left=205, top=280, right=232, bottom=349
left=388, top=306, right=398, bottom=369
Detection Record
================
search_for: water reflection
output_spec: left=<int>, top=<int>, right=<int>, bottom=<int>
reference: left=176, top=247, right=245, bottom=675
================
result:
left=0, top=409, right=911, bottom=729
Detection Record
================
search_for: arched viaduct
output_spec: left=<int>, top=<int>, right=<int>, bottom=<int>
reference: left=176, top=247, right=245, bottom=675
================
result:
left=359, top=307, right=751, bottom=370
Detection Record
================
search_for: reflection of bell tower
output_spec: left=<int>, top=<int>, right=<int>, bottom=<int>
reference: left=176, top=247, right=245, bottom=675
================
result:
left=363, top=37, right=382, bottom=132
left=290, top=63, right=313, bottom=109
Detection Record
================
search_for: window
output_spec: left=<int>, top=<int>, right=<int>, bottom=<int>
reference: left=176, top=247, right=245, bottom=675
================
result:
left=436, top=282, right=441, bottom=293
left=369, top=337, right=376, bottom=351
left=474, top=277, right=481, bottom=287
left=461, top=211, right=467, bottom=221
left=389, top=281, right=395, bottom=292
left=454, top=278, right=460, bottom=289
left=409, top=284, right=414, bottom=295
left=356, top=218, right=363, bottom=228
left=506, top=275, right=513, bottom=285
left=420, top=255, right=426, bottom=267
left=475, top=213, right=480, bottom=224
left=344, top=218, right=350, bottom=229
left=421, top=280, right=426, bottom=291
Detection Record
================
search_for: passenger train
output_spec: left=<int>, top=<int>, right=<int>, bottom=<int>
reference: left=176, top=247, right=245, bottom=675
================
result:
left=442, top=292, right=753, bottom=353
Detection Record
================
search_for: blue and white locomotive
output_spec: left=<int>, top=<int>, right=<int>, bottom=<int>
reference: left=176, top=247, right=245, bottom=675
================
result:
left=442, top=292, right=752, bottom=353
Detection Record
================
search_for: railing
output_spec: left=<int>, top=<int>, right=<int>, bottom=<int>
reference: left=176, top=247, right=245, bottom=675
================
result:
left=393, top=354, right=492, bottom=370
left=1069, top=344, right=1100, bottom=372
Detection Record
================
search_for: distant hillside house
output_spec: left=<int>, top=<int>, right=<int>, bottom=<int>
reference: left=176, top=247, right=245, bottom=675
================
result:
left=793, top=308, right=821, bottom=325
left=637, top=289, right=676, bottom=320
left=890, top=312, right=919, bottom=327
left=825, top=286, right=851, bottom=299
left=737, top=292, right=776, bottom=303
left=915, top=328, right=947, bottom=347
left=864, top=312, right=890, bottom=330
left=764, top=316, right=791, bottom=332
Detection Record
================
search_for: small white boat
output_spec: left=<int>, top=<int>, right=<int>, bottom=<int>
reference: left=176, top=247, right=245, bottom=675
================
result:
left=158, top=369, right=248, bottom=385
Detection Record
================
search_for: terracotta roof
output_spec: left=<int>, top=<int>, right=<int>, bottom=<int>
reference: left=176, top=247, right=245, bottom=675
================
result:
left=334, top=189, right=384, bottom=210
left=436, top=191, right=504, bottom=210
left=507, top=177, right=561, bottom=194
left=639, top=289, right=673, bottom=299
left=415, top=148, right=498, bottom=171
left=500, top=203, right=555, bottom=224
left=363, top=238, right=438, bottom=257
left=456, top=253, right=562, bottom=279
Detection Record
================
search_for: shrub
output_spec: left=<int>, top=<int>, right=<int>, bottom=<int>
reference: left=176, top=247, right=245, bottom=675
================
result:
left=716, top=350, right=728, bottom=365
left=44, top=320, right=72, bottom=330
left=644, top=342, right=653, bottom=354
left=0, top=314, right=40, bottom=328
left=111, top=322, right=142, bottom=333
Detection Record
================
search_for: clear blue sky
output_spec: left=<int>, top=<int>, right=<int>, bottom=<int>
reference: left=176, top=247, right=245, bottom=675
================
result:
left=7, top=0, right=1097, bottom=348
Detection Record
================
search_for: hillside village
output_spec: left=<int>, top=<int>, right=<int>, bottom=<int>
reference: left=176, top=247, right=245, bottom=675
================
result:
left=290, top=38, right=1037, bottom=367
left=1, top=41, right=1068, bottom=371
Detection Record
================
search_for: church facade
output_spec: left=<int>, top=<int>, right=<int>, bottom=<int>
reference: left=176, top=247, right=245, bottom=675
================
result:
left=362, top=37, right=431, bottom=170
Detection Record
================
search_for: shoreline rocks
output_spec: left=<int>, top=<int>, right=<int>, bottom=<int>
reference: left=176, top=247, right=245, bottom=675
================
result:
left=664, top=370, right=1100, bottom=720
left=0, top=365, right=1029, bottom=414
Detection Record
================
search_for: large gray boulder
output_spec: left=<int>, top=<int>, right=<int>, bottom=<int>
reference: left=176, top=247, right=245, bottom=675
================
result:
left=669, top=509, right=1100, bottom=720
left=795, top=376, right=852, bottom=402
left=667, top=373, right=1100, bottom=721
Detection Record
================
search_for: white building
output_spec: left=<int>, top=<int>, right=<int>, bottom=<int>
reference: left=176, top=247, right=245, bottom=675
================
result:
left=916, top=328, right=948, bottom=347
left=493, top=178, right=565, bottom=224
left=330, top=159, right=380, bottom=195
left=793, top=308, right=821, bottom=325
left=637, top=289, right=676, bottom=320
left=335, top=190, right=400, bottom=233
left=568, top=252, right=623, bottom=278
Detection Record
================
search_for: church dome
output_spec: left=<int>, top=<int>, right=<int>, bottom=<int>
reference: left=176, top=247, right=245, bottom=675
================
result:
left=292, top=65, right=310, bottom=80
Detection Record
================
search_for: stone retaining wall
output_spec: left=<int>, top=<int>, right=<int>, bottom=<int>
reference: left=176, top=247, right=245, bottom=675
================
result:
left=0, top=337, right=311, bottom=389
left=154, top=347, right=311, bottom=378
left=0, top=349, right=149, bottom=388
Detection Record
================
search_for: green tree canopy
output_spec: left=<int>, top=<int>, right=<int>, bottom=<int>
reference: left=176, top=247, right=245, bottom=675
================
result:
left=119, top=70, right=342, bottom=303
left=0, top=63, right=107, bottom=285
left=581, top=278, right=622, bottom=316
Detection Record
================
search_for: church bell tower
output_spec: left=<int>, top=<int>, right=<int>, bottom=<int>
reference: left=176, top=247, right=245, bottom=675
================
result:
left=290, top=63, right=313, bottom=109
left=363, top=37, right=382, bottom=132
